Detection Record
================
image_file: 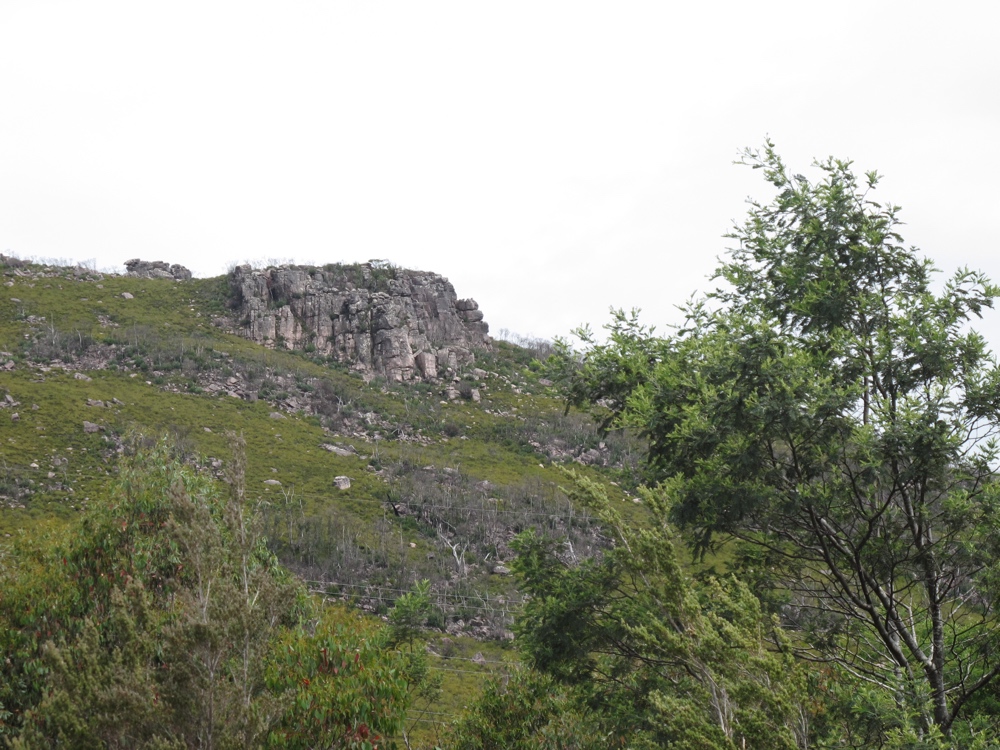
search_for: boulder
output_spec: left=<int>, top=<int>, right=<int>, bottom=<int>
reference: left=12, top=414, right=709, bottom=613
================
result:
left=322, top=444, right=355, bottom=457
left=125, top=259, right=192, bottom=281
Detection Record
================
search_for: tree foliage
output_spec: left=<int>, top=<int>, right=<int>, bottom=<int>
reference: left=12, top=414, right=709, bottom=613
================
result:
left=551, top=143, right=1000, bottom=744
left=446, top=666, right=603, bottom=750
left=0, top=436, right=408, bottom=749
left=510, top=471, right=810, bottom=749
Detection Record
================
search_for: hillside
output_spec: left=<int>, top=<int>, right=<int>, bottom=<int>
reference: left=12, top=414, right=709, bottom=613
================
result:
left=0, top=254, right=641, bottom=745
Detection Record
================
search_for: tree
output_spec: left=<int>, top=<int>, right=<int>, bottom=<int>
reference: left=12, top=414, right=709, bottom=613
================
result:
left=384, top=580, right=442, bottom=748
left=446, top=666, right=604, bottom=750
left=557, top=142, right=1000, bottom=743
left=264, top=608, right=407, bottom=750
left=509, top=470, right=810, bottom=749
left=0, top=436, right=409, bottom=749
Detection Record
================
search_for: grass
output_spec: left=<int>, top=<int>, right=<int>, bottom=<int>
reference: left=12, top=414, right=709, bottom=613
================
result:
left=1, top=257, right=643, bottom=745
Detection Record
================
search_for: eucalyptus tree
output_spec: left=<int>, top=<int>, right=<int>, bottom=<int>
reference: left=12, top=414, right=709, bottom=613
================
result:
left=558, top=143, right=1000, bottom=741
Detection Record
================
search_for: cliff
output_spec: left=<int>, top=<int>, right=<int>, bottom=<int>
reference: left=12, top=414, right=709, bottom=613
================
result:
left=230, top=261, right=491, bottom=382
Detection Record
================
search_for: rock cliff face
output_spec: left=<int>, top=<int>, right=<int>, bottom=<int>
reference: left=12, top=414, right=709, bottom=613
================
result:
left=230, top=262, right=490, bottom=382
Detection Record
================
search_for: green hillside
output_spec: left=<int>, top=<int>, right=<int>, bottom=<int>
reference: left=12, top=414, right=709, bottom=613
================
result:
left=0, top=255, right=641, bottom=747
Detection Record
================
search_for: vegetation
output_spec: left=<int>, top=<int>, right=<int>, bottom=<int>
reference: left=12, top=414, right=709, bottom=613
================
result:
left=0, top=436, right=407, bottom=748
left=540, top=142, right=1000, bottom=747
left=6, top=143, right=1000, bottom=748
left=0, top=252, right=624, bottom=746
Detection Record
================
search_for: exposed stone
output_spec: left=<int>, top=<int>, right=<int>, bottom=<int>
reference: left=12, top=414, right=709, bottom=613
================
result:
left=322, top=444, right=355, bottom=457
left=10, top=412, right=18, bottom=422
left=230, top=262, right=491, bottom=382
left=263, top=479, right=282, bottom=486
left=125, top=259, right=192, bottom=281
left=414, top=351, right=438, bottom=379
left=74, top=372, right=92, bottom=381
left=82, top=421, right=100, bottom=433
left=269, top=412, right=285, bottom=420
left=121, top=292, right=134, bottom=300
left=333, top=476, right=351, bottom=490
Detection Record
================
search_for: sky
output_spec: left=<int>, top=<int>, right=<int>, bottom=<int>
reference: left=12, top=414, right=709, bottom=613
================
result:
left=2, top=1, right=999, bottom=344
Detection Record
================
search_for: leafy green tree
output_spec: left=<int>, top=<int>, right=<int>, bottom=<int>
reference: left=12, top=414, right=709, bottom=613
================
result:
left=510, top=470, right=810, bottom=749
left=264, top=608, right=407, bottom=750
left=385, top=580, right=442, bottom=747
left=446, top=666, right=603, bottom=750
left=0, top=436, right=409, bottom=749
left=556, top=142, right=1000, bottom=742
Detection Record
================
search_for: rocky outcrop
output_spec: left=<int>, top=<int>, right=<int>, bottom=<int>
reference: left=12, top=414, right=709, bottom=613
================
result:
left=230, top=262, right=491, bottom=382
left=125, top=259, right=192, bottom=281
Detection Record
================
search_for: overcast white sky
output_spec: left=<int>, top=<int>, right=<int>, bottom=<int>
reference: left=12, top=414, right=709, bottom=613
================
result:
left=2, top=1, right=998, bottom=343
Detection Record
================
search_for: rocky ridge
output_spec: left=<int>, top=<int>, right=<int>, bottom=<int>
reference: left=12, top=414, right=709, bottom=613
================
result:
left=125, top=259, right=193, bottom=280
left=231, top=262, right=491, bottom=382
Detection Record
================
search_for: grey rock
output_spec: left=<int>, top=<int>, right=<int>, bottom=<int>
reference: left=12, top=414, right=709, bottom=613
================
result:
left=333, top=476, right=351, bottom=490
left=83, top=421, right=100, bottom=433
left=230, top=263, right=491, bottom=382
left=322, top=444, right=355, bottom=457
left=415, top=351, right=438, bottom=379
left=125, top=259, right=192, bottom=281
left=263, top=479, right=282, bottom=486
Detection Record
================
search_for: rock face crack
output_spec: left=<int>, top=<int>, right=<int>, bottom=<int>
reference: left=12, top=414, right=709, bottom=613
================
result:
left=231, top=263, right=490, bottom=382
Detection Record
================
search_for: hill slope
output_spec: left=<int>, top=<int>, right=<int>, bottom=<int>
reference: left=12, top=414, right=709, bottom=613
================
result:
left=0, top=255, right=642, bottom=744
